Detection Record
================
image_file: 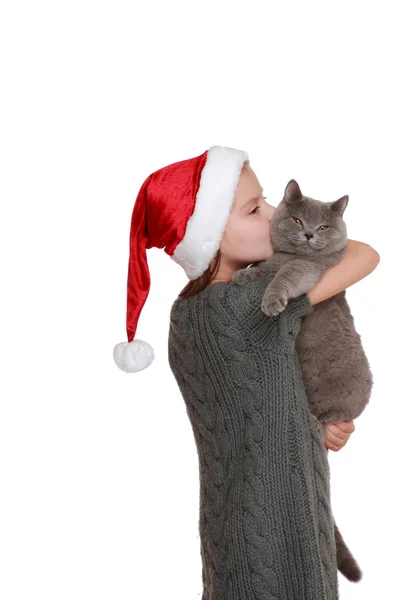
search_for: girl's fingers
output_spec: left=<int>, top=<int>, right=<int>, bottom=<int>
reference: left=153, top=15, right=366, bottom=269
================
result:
left=323, top=431, right=348, bottom=451
left=322, top=420, right=355, bottom=451
left=325, top=426, right=348, bottom=444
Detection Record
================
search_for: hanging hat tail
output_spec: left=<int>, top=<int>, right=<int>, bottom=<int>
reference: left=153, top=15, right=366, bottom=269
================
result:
left=113, top=178, right=155, bottom=373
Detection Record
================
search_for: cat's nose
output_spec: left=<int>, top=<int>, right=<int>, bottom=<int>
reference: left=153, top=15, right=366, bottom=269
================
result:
left=305, top=233, right=313, bottom=240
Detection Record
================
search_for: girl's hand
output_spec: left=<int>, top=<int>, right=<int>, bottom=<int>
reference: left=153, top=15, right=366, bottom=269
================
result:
left=323, top=420, right=355, bottom=451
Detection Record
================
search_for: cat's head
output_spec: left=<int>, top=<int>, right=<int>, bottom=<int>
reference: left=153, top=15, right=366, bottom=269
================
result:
left=270, top=179, right=349, bottom=255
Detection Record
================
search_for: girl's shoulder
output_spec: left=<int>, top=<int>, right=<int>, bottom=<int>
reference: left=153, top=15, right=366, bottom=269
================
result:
left=226, top=271, right=312, bottom=321
left=170, top=271, right=313, bottom=353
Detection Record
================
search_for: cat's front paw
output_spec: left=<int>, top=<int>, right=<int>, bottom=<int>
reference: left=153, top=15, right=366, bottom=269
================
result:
left=261, top=290, right=288, bottom=316
left=232, top=267, right=259, bottom=286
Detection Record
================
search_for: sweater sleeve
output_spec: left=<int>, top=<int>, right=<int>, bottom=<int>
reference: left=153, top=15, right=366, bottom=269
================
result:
left=225, top=270, right=314, bottom=352
left=284, top=290, right=314, bottom=331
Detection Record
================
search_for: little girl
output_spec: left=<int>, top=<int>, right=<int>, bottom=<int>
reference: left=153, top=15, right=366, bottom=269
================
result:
left=113, top=145, right=379, bottom=600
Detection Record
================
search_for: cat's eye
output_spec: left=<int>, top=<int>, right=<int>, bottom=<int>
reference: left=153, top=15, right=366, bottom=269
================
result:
left=318, top=226, right=329, bottom=231
left=292, top=217, right=303, bottom=225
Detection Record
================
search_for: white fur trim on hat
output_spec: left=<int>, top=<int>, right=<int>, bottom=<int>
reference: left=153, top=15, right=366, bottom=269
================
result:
left=113, top=339, right=154, bottom=373
left=171, top=145, right=249, bottom=279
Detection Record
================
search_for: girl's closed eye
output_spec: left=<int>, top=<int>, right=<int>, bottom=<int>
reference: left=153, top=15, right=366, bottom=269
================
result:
left=249, top=196, right=267, bottom=215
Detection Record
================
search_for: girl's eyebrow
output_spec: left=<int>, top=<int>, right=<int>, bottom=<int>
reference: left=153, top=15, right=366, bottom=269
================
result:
left=241, top=192, right=264, bottom=210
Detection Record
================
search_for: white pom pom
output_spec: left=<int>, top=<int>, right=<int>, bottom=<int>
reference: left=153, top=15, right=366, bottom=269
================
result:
left=113, top=339, right=155, bottom=373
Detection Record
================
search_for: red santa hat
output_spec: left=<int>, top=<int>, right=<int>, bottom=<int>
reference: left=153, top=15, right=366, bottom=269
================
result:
left=113, top=144, right=249, bottom=373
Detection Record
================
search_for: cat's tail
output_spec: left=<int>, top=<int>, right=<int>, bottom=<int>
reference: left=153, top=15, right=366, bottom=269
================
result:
left=334, top=520, right=362, bottom=582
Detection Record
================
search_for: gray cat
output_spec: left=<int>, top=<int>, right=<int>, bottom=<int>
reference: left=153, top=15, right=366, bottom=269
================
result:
left=232, top=179, right=373, bottom=583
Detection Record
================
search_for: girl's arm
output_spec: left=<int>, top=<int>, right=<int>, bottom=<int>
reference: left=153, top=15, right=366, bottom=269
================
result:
left=307, top=239, right=380, bottom=305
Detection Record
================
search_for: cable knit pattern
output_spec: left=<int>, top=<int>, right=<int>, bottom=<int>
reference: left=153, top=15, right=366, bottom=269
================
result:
left=168, top=272, right=339, bottom=600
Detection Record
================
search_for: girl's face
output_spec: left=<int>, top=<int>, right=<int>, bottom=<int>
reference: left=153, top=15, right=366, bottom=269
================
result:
left=217, top=166, right=276, bottom=274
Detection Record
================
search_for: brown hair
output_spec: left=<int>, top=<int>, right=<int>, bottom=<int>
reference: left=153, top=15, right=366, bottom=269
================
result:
left=177, top=159, right=250, bottom=299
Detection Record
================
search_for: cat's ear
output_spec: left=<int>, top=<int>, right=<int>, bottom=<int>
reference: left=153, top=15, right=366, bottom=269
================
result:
left=283, top=179, right=303, bottom=203
left=329, top=195, right=349, bottom=217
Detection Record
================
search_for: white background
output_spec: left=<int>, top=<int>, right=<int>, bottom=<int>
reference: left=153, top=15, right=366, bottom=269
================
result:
left=0, top=0, right=397, bottom=598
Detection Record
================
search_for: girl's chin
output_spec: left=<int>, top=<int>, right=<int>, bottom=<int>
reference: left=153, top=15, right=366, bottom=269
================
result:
left=253, top=251, right=273, bottom=263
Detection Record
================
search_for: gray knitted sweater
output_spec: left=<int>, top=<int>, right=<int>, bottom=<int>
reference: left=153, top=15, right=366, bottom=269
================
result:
left=168, top=271, right=339, bottom=600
